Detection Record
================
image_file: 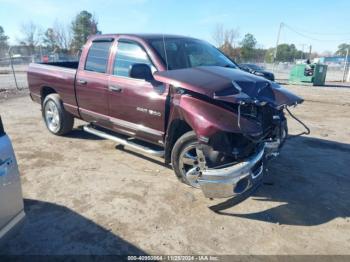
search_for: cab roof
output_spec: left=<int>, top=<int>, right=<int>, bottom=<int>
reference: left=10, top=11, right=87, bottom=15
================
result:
left=91, top=33, right=199, bottom=41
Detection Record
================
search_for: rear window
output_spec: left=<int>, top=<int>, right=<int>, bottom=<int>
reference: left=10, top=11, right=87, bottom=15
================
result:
left=85, top=41, right=113, bottom=73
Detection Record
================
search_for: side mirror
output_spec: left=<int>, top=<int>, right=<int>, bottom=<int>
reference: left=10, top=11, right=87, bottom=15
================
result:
left=129, top=63, right=153, bottom=81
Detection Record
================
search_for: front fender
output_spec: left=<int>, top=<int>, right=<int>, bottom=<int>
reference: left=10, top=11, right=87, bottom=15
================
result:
left=174, top=95, right=262, bottom=139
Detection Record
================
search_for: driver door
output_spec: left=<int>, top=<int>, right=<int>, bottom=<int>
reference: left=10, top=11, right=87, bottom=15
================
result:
left=108, top=40, right=168, bottom=145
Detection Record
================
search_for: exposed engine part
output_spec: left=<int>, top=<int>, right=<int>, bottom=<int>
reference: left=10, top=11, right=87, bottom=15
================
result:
left=208, top=132, right=258, bottom=162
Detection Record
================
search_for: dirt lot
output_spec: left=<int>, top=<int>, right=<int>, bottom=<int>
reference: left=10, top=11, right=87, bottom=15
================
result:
left=0, top=85, right=349, bottom=255
left=0, top=73, right=28, bottom=91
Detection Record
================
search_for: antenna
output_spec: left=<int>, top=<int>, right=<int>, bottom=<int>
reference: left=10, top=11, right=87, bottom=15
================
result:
left=162, top=34, right=169, bottom=71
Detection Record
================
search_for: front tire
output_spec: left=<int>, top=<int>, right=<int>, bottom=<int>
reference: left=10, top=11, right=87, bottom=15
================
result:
left=171, top=131, right=201, bottom=188
left=42, top=94, right=74, bottom=135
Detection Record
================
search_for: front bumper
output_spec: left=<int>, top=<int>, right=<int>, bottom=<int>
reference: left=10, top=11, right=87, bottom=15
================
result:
left=198, top=146, right=265, bottom=198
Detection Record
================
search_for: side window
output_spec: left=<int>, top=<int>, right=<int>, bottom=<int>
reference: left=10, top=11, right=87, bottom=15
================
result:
left=113, top=41, right=154, bottom=77
left=85, top=41, right=112, bottom=73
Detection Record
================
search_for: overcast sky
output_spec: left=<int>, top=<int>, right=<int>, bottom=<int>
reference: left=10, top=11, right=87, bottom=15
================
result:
left=1, top=0, right=350, bottom=53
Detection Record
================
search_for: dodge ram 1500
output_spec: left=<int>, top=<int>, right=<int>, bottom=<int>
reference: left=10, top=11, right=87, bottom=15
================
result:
left=27, top=34, right=303, bottom=199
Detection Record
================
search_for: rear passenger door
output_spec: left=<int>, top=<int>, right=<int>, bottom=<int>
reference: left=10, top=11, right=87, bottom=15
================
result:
left=75, top=39, right=114, bottom=126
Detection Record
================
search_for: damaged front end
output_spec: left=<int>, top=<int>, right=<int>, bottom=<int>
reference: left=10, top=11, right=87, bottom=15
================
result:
left=198, top=144, right=265, bottom=198
left=192, top=103, right=289, bottom=199
left=196, top=104, right=289, bottom=199
left=155, top=66, right=305, bottom=199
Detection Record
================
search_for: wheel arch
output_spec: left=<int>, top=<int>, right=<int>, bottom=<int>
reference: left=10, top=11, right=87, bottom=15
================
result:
left=40, top=86, right=57, bottom=105
left=164, top=119, right=192, bottom=164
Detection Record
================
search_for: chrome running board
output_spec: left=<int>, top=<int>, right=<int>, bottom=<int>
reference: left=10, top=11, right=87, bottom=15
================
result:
left=83, top=125, right=165, bottom=157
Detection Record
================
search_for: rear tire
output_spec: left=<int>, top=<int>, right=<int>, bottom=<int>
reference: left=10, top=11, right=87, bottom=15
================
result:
left=42, top=94, right=74, bottom=135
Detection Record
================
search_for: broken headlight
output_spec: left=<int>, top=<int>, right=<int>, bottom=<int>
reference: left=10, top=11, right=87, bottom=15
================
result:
left=240, top=104, right=258, bottom=119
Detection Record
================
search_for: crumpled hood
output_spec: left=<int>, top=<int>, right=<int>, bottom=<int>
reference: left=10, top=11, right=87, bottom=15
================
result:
left=154, top=66, right=303, bottom=108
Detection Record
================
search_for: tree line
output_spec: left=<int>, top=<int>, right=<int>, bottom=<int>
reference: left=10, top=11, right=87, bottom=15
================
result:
left=0, top=10, right=99, bottom=57
left=0, top=15, right=349, bottom=62
left=212, top=24, right=349, bottom=63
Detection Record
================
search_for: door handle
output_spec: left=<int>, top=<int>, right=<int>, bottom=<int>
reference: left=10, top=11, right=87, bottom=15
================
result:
left=109, top=85, right=122, bottom=93
left=77, top=79, right=87, bottom=85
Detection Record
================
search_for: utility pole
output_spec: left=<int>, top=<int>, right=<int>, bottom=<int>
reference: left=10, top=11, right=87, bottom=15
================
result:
left=343, top=48, right=349, bottom=82
left=309, top=45, right=312, bottom=60
left=272, top=22, right=283, bottom=72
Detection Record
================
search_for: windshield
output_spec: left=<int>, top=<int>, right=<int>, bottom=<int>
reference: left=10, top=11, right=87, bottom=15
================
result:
left=148, top=38, right=237, bottom=70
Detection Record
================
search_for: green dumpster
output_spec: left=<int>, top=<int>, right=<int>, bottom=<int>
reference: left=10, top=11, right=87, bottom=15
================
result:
left=289, top=64, right=327, bottom=86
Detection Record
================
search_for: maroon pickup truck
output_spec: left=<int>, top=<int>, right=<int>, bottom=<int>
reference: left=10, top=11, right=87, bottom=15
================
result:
left=27, top=34, right=303, bottom=199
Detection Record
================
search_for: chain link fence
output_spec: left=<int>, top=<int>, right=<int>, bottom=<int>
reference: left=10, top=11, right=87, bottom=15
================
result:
left=244, top=61, right=349, bottom=84
left=0, top=58, right=28, bottom=91
left=0, top=46, right=78, bottom=92
left=272, top=62, right=348, bottom=83
left=1, top=46, right=349, bottom=95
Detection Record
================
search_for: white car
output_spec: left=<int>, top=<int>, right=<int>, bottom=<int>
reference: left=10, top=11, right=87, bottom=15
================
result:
left=0, top=116, right=25, bottom=241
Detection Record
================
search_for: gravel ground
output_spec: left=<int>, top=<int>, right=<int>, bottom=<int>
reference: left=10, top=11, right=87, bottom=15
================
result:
left=0, top=84, right=349, bottom=255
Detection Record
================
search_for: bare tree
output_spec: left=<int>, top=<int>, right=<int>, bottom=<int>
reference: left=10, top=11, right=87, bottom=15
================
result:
left=212, top=24, right=240, bottom=60
left=43, top=28, right=58, bottom=52
left=19, top=22, right=42, bottom=53
left=224, top=28, right=240, bottom=48
left=53, top=21, right=72, bottom=52
left=212, top=24, right=225, bottom=47
left=212, top=24, right=240, bottom=48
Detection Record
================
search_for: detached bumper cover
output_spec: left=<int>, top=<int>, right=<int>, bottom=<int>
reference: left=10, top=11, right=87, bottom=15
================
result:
left=198, top=146, right=265, bottom=198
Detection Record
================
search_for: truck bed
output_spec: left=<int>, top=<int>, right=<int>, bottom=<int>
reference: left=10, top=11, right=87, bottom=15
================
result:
left=27, top=62, right=79, bottom=116
left=41, top=61, right=79, bottom=69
